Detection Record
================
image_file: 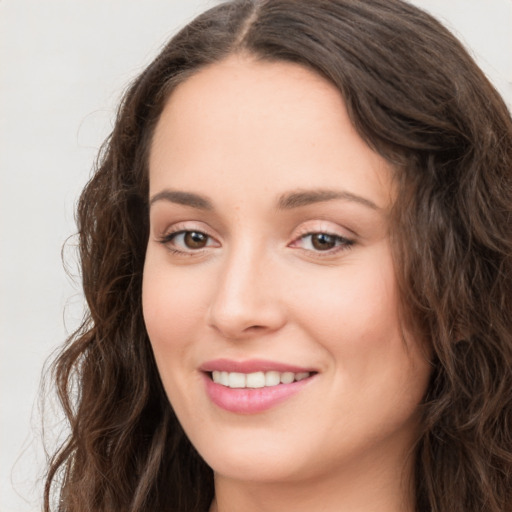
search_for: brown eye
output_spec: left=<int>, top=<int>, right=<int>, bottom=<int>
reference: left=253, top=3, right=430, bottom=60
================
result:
left=311, top=233, right=337, bottom=251
left=183, top=231, right=209, bottom=249
left=160, top=230, right=216, bottom=253
left=292, top=232, right=354, bottom=254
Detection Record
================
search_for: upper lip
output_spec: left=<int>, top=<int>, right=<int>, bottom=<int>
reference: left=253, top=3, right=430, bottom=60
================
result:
left=200, top=358, right=316, bottom=374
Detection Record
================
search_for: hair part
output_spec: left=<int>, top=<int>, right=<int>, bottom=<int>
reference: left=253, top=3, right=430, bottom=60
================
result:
left=45, top=1, right=512, bottom=511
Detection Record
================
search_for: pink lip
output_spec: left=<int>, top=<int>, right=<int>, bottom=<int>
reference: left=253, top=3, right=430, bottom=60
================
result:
left=200, top=358, right=314, bottom=374
left=200, top=359, right=317, bottom=414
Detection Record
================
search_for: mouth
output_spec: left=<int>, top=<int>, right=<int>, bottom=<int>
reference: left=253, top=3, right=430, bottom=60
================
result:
left=208, top=370, right=313, bottom=389
left=200, top=359, right=317, bottom=414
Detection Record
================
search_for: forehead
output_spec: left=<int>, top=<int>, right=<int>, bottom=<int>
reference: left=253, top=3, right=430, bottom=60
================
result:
left=149, top=55, right=393, bottom=210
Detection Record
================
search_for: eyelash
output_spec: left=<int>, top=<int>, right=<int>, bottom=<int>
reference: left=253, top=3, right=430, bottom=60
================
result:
left=157, top=228, right=355, bottom=257
left=292, top=231, right=355, bottom=256
left=157, top=229, right=217, bottom=256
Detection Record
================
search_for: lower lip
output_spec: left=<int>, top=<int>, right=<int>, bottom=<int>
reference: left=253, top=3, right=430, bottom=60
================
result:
left=203, top=373, right=313, bottom=414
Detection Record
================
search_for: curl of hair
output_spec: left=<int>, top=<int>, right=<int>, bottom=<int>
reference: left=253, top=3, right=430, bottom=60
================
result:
left=45, top=1, right=512, bottom=511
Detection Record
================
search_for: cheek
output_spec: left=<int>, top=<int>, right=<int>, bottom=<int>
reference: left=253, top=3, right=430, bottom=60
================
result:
left=293, top=252, right=400, bottom=356
left=141, top=253, right=207, bottom=363
left=289, top=246, right=428, bottom=405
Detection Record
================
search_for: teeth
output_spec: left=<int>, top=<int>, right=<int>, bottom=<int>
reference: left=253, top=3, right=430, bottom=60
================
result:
left=228, top=372, right=246, bottom=388
left=265, top=371, right=280, bottom=386
left=220, top=371, right=229, bottom=386
left=280, top=372, right=294, bottom=384
left=211, top=370, right=312, bottom=388
left=246, top=371, right=265, bottom=388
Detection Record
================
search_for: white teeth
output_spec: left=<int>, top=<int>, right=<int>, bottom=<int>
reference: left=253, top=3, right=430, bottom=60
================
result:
left=212, top=370, right=230, bottom=386
left=265, top=371, right=280, bottom=387
left=228, top=372, right=246, bottom=388
left=280, top=372, right=295, bottom=384
left=246, top=371, right=266, bottom=388
left=220, top=371, right=229, bottom=386
left=211, top=370, right=312, bottom=388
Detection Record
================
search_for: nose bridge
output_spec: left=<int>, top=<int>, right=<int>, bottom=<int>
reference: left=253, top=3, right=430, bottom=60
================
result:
left=207, top=236, right=284, bottom=339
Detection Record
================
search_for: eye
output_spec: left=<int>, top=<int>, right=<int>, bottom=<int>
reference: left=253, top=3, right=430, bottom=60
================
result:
left=293, top=232, right=354, bottom=253
left=179, top=231, right=210, bottom=249
left=159, top=230, right=218, bottom=252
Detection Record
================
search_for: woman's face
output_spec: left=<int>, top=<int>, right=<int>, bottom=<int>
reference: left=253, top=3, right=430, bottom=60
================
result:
left=143, top=55, right=431, bottom=484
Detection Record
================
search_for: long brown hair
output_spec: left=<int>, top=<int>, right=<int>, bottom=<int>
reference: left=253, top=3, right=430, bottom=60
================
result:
left=45, top=1, right=512, bottom=511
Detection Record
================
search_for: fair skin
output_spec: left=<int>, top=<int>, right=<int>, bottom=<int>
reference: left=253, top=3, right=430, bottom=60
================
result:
left=142, top=55, right=432, bottom=512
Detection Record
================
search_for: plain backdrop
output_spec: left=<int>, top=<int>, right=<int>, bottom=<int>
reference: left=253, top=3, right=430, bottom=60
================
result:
left=1, top=1, right=511, bottom=511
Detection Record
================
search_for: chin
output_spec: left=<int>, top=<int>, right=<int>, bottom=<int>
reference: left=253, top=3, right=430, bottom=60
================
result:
left=189, top=428, right=300, bottom=480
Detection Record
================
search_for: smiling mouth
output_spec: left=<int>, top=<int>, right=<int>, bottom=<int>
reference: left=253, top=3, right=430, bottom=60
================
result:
left=208, top=370, right=314, bottom=389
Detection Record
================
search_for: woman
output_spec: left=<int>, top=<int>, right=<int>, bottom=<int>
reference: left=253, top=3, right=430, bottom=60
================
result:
left=44, top=1, right=512, bottom=511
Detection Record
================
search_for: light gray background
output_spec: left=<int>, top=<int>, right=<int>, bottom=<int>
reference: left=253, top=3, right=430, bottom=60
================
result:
left=1, top=1, right=511, bottom=511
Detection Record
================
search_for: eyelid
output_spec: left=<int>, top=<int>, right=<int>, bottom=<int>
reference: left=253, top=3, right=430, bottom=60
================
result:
left=157, top=220, right=216, bottom=239
left=157, top=222, right=221, bottom=254
left=160, top=230, right=217, bottom=245
left=289, top=232, right=354, bottom=251
left=288, top=221, right=356, bottom=255
left=155, top=220, right=355, bottom=256
left=291, top=220, right=355, bottom=240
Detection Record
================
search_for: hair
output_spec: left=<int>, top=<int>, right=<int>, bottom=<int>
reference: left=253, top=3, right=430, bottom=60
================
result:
left=44, top=1, right=512, bottom=511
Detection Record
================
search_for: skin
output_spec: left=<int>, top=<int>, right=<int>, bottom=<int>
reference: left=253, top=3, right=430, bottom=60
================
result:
left=143, top=54, right=432, bottom=512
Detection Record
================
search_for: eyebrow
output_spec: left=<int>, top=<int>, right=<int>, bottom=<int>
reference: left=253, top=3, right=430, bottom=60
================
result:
left=277, top=189, right=380, bottom=210
left=149, top=188, right=380, bottom=211
left=149, top=190, right=213, bottom=210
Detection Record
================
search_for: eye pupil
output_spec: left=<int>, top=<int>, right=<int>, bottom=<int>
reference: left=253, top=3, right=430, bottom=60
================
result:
left=311, top=233, right=336, bottom=251
left=184, top=231, right=208, bottom=249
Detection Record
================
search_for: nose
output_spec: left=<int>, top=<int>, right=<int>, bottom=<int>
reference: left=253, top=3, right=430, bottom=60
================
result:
left=206, top=245, right=286, bottom=340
